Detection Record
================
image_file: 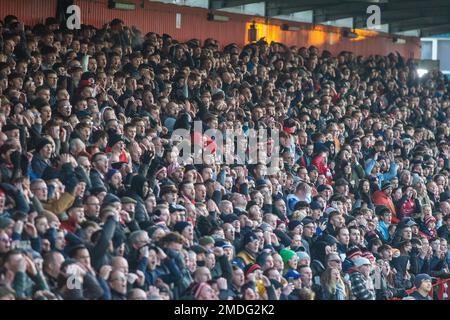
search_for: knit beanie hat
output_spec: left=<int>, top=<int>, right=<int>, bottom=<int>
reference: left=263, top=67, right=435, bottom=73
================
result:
left=0, top=217, right=14, bottom=230
left=199, top=236, right=215, bottom=246
left=35, top=138, right=52, bottom=153
left=243, top=232, right=259, bottom=245
left=280, top=248, right=296, bottom=264
left=174, top=221, right=191, bottom=234
left=288, top=219, right=303, bottom=231
left=414, top=273, right=432, bottom=289
left=425, top=215, right=436, bottom=226
left=296, top=251, right=310, bottom=261
left=106, top=168, right=119, bottom=181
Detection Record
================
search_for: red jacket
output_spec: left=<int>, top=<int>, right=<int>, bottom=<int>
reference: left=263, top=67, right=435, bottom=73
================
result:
left=61, top=218, right=78, bottom=234
left=398, top=198, right=417, bottom=219
left=312, top=154, right=333, bottom=184
left=372, top=190, right=399, bottom=224
left=105, top=147, right=129, bottom=163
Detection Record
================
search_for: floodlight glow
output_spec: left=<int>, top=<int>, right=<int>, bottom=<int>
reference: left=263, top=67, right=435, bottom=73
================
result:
left=417, top=69, right=428, bottom=78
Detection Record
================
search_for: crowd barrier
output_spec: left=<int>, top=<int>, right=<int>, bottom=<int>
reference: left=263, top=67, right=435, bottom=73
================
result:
left=388, top=278, right=450, bottom=300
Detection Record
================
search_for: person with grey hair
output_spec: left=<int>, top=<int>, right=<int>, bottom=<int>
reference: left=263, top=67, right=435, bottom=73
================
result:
left=127, top=230, right=150, bottom=272
left=69, top=138, right=86, bottom=158
left=128, top=230, right=149, bottom=249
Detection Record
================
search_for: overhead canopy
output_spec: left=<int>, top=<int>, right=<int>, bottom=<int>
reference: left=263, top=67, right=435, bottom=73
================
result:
left=209, top=0, right=450, bottom=36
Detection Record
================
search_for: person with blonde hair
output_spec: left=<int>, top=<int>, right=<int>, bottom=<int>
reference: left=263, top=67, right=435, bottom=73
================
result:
left=320, top=267, right=349, bottom=300
left=415, top=181, right=432, bottom=207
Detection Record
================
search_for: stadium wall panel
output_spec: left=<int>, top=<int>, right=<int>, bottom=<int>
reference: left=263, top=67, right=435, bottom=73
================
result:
left=1, top=0, right=421, bottom=58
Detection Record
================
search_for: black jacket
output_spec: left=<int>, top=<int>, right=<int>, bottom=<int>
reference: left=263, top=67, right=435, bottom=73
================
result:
left=391, top=256, right=414, bottom=290
left=110, top=289, right=127, bottom=300
left=437, top=225, right=450, bottom=242
left=126, top=175, right=149, bottom=227
left=90, top=168, right=107, bottom=191
left=90, top=216, right=116, bottom=272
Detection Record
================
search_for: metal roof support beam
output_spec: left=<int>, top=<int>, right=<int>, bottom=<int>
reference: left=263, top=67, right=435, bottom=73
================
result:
left=266, top=0, right=342, bottom=17
left=209, top=0, right=261, bottom=9
left=420, top=23, right=450, bottom=37
left=267, top=0, right=386, bottom=18
left=314, top=4, right=373, bottom=23
left=390, top=15, right=450, bottom=33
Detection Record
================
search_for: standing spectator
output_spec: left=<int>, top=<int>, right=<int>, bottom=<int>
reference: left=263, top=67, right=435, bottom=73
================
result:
left=348, top=257, right=375, bottom=300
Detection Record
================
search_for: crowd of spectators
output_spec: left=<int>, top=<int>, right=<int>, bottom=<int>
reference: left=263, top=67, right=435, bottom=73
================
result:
left=0, top=14, right=449, bottom=300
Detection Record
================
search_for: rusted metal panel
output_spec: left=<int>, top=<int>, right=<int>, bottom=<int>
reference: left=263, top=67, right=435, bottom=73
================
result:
left=0, top=0, right=420, bottom=58
left=74, top=0, right=247, bottom=46
left=73, top=0, right=420, bottom=58
left=0, top=0, right=56, bottom=25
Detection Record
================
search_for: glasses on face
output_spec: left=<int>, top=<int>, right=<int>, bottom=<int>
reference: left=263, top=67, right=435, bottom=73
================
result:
left=0, top=237, right=11, bottom=243
left=32, top=187, right=48, bottom=192
left=87, top=203, right=100, bottom=207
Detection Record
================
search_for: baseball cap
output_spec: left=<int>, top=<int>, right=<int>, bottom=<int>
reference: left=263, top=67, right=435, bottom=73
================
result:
left=169, top=204, right=186, bottom=213
left=285, top=269, right=301, bottom=280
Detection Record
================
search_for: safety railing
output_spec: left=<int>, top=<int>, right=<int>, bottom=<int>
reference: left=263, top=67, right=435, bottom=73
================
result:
left=388, top=278, right=450, bottom=300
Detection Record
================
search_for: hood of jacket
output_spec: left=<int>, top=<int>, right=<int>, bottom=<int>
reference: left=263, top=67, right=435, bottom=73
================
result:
left=130, top=175, right=148, bottom=199
left=391, top=255, right=409, bottom=275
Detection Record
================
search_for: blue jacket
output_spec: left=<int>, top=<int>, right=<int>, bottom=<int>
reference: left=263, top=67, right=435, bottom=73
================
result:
left=286, top=194, right=300, bottom=216
left=378, top=221, right=390, bottom=241
left=365, top=159, right=398, bottom=189
left=31, top=154, right=50, bottom=178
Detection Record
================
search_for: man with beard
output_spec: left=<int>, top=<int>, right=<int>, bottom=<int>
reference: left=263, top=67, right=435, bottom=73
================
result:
left=167, top=164, right=184, bottom=184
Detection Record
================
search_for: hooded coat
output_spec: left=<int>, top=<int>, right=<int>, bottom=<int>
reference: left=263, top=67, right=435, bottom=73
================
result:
left=310, top=241, right=329, bottom=282
left=391, top=255, right=414, bottom=290
left=127, top=175, right=149, bottom=226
